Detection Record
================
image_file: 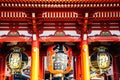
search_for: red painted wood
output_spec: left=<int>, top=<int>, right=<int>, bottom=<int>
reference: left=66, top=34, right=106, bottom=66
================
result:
left=76, top=56, right=82, bottom=80
left=0, top=57, right=2, bottom=80
left=113, top=56, right=119, bottom=80
left=31, top=36, right=40, bottom=80
left=39, top=36, right=81, bottom=42
left=89, top=36, right=120, bottom=42
left=0, top=0, right=119, bottom=3
left=0, top=36, right=32, bottom=42
left=39, top=55, right=44, bottom=80
left=0, top=1, right=119, bottom=80
left=1, top=55, right=6, bottom=80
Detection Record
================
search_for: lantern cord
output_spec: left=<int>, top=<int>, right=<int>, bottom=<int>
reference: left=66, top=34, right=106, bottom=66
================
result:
left=62, top=75, right=64, bottom=80
left=50, top=73, right=52, bottom=80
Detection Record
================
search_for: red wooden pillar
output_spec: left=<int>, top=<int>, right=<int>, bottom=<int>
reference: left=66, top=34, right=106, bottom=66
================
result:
left=80, top=34, right=90, bottom=80
left=80, top=13, right=90, bottom=80
left=31, top=13, right=40, bottom=80
left=0, top=55, right=2, bottom=80
left=73, top=56, right=77, bottom=80
left=76, top=56, right=81, bottom=80
left=31, top=34, right=40, bottom=80
left=113, top=56, right=119, bottom=80
left=0, top=44, right=5, bottom=80
left=39, top=55, right=44, bottom=79
left=0, top=55, right=6, bottom=80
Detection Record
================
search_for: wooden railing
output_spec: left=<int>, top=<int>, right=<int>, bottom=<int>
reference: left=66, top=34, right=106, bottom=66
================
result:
left=0, top=11, right=27, bottom=18
left=42, top=12, right=78, bottom=18
left=93, top=11, right=120, bottom=18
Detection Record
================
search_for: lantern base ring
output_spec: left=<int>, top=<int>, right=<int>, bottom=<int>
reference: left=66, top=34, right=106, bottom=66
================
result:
left=53, top=74, right=63, bottom=77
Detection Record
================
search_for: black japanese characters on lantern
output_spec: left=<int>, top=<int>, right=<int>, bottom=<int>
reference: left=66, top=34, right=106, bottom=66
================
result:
left=90, top=46, right=112, bottom=70
left=6, top=47, right=28, bottom=74
left=47, top=43, right=72, bottom=76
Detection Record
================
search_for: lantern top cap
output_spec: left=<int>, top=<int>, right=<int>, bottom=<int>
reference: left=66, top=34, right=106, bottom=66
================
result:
left=93, top=46, right=107, bottom=52
left=11, top=46, right=25, bottom=52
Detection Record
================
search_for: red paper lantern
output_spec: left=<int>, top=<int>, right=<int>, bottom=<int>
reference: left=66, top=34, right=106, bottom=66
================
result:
left=47, top=43, right=72, bottom=75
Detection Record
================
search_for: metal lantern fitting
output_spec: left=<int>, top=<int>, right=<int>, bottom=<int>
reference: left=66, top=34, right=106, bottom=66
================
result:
left=47, top=43, right=72, bottom=76
left=90, top=46, right=112, bottom=69
left=7, top=47, right=28, bottom=74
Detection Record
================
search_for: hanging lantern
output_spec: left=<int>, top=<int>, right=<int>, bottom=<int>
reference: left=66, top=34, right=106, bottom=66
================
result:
left=6, top=47, right=28, bottom=74
left=47, top=43, right=72, bottom=77
left=90, top=46, right=112, bottom=70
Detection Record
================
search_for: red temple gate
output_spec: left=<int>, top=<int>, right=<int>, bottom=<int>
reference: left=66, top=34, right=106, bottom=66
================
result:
left=0, top=0, right=120, bottom=80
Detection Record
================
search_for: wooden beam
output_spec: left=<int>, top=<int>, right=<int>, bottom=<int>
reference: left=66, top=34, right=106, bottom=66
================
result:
left=89, top=36, right=120, bottom=42
left=39, top=36, right=81, bottom=42
left=0, top=36, right=32, bottom=42
left=1, top=36, right=120, bottom=42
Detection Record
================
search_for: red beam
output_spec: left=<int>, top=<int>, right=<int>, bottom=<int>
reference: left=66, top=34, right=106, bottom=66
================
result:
left=0, top=28, right=29, bottom=30
left=39, top=18, right=78, bottom=22
left=0, top=17, right=119, bottom=23
left=89, top=36, right=120, bottom=42
left=0, top=36, right=32, bottom=42
left=39, top=36, right=81, bottom=42
left=1, top=36, right=120, bottom=42
left=90, top=17, right=120, bottom=22
left=0, top=18, right=29, bottom=22
left=0, top=23, right=29, bottom=26
left=39, top=28, right=79, bottom=31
